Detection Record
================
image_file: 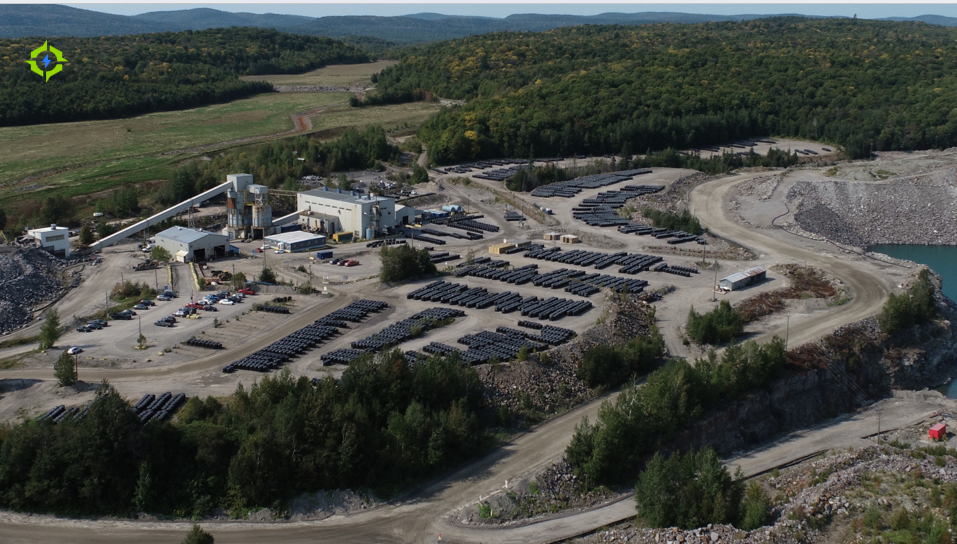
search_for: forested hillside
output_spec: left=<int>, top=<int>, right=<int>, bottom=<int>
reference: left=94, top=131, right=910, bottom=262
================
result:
left=363, top=18, right=957, bottom=163
left=0, top=28, right=369, bottom=126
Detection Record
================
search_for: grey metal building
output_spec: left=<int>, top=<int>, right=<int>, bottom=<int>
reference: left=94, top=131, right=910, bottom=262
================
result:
left=718, top=267, right=767, bottom=291
left=155, top=227, right=228, bottom=263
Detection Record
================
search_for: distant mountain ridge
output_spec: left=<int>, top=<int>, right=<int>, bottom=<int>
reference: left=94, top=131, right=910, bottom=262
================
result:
left=1, top=5, right=956, bottom=42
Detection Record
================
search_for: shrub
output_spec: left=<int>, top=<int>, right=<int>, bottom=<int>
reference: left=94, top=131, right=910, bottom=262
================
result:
left=686, top=301, right=744, bottom=345
left=258, top=268, right=277, bottom=284
left=112, top=280, right=156, bottom=300
left=151, top=246, right=172, bottom=263
left=740, top=482, right=772, bottom=530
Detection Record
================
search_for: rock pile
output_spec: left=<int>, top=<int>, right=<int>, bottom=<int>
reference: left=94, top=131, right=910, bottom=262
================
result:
left=0, top=249, right=66, bottom=335
left=733, top=174, right=781, bottom=201
left=787, top=169, right=957, bottom=246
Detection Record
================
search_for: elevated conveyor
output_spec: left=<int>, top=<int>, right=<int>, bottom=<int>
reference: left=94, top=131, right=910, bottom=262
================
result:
left=86, top=180, right=233, bottom=253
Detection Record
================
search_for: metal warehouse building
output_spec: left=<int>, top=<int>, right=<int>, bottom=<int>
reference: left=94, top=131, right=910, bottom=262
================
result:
left=264, top=231, right=327, bottom=252
left=155, top=226, right=228, bottom=263
left=297, top=188, right=396, bottom=238
left=719, top=267, right=767, bottom=291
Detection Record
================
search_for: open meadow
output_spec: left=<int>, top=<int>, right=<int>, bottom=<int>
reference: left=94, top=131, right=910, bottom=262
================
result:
left=0, top=92, right=350, bottom=189
left=240, top=60, right=398, bottom=86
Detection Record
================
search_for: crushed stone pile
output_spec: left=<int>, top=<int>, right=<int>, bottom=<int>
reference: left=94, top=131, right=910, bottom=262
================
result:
left=787, top=168, right=957, bottom=246
left=0, top=249, right=65, bottom=335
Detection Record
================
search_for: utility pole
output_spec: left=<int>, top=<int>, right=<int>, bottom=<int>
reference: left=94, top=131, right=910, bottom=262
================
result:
left=877, top=408, right=883, bottom=446
left=785, top=315, right=790, bottom=351
left=105, top=291, right=109, bottom=319
left=74, top=351, right=78, bottom=383
left=154, top=266, right=158, bottom=291
left=712, top=259, right=719, bottom=302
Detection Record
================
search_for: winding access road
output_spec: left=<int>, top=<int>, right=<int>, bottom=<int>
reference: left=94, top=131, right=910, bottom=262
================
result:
left=0, top=173, right=894, bottom=544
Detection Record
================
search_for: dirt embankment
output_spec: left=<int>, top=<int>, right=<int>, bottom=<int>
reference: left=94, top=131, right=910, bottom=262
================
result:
left=787, top=167, right=957, bottom=246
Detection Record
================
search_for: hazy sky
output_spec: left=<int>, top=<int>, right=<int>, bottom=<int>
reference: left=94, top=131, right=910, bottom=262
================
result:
left=66, top=3, right=957, bottom=19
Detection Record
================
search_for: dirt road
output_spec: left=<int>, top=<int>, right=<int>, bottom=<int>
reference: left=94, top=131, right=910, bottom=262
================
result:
left=689, top=173, right=893, bottom=349
left=0, top=173, right=898, bottom=543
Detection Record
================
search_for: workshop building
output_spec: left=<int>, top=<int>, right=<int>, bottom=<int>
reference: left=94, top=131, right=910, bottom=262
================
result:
left=719, top=267, right=767, bottom=291
left=155, top=226, right=228, bottom=263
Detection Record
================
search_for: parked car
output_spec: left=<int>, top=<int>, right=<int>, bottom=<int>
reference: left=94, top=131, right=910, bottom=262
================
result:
left=133, top=304, right=149, bottom=311
left=110, top=313, right=132, bottom=320
left=238, top=288, right=255, bottom=295
left=174, top=309, right=186, bottom=317
left=140, top=299, right=155, bottom=306
left=76, top=326, right=91, bottom=333
left=90, top=319, right=108, bottom=327
left=154, top=320, right=174, bottom=328
left=86, top=322, right=102, bottom=330
left=227, top=296, right=242, bottom=303
left=274, top=249, right=286, bottom=254
left=217, top=291, right=230, bottom=298
left=330, top=258, right=342, bottom=265
left=163, top=291, right=178, bottom=298
left=220, top=299, right=236, bottom=306
left=344, top=260, right=359, bottom=267
left=67, top=347, right=83, bottom=355
left=156, top=294, right=171, bottom=302
left=201, top=304, right=218, bottom=312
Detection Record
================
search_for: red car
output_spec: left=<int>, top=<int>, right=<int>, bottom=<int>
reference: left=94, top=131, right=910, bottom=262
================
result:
left=238, top=288, right=255, bottom=295
left=186, top=302, right=204, bottom=309
left=344, top=260, right=359, bottom=267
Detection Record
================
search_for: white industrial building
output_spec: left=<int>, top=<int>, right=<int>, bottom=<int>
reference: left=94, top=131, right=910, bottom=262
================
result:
left=264, top=231, right=327, bottom=252
left=27, top=224, right=70, bottom=257
left=297, top=189, right=396, bottom=238
left=155, top=226, right=228, bottom=263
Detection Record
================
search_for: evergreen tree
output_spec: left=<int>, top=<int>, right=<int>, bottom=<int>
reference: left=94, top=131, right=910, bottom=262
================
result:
left=182, top=524, right=214, bottom=544
left=78, top=225, right=94, bottom=246
left=39, top=309, right=61, bottom=350
left=54, top=350, right=76, bottom=387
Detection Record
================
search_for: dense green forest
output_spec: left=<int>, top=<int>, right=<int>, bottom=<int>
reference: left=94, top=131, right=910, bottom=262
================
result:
left=361, top=18, right=957, bottom=162
left=0, top=352, right=488, bottom=516
left=0, top=28, right=369, bottom=126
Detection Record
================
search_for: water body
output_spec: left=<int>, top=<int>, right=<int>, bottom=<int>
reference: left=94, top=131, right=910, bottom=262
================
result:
left=869, top=244, right=957, bottom=302
left=870, top=244, right=957, bottom=397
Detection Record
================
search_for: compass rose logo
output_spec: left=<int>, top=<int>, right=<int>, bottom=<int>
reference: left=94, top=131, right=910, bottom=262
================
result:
left=25, top=41, right=68, bottom=82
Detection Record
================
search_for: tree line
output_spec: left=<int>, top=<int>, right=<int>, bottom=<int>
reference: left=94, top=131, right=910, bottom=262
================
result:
left=0, top=352, right=488, bottom=516
left=359, top=18, right=957, bottom=163
left=0, top=28, right=369, bottom=126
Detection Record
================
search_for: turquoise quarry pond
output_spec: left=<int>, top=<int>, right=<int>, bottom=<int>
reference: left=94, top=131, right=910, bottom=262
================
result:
left=870, top=244, right=957, bottom=397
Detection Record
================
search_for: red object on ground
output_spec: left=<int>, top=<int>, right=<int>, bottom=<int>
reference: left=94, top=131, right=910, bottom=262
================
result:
left=238, top=288, right=255, bottom=295
left=930, top=423, right=947, bottom=440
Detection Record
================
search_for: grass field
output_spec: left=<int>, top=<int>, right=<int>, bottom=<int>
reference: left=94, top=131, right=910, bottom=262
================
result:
left=240, top=60, right=397, bottom=86
left=306, top=102, right=441, bottom=135
left=0, top=92, right=350, bottom=188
